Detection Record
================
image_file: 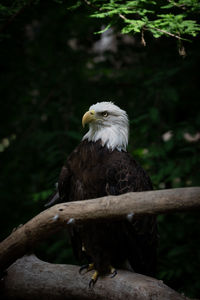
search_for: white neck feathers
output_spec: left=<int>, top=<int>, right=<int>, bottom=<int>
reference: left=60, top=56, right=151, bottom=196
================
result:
left=83, top=121, right=129, bottom=152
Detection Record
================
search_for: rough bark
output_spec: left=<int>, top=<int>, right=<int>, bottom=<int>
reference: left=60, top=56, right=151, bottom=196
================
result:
left=0, top=187, right=200, bottom=272
left=1, top=254, right=190, bottom=300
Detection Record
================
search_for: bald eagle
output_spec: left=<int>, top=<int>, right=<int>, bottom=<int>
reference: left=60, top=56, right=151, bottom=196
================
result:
left=46, top=102, right=157, bottom=285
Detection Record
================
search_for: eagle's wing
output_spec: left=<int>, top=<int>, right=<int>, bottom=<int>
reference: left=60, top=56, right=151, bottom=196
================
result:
left=44, top=165, right=71, bottom=207
left=45, top=164, right=83, bottom=260
left=106, top=156, right=157, bottom=276
left=58, top=165, right=71, bottom=202
left=58, top=164, right=84, bottom=260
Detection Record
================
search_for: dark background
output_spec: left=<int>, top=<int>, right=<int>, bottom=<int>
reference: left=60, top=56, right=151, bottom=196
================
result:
left=0, top=1, right=200, bottom=297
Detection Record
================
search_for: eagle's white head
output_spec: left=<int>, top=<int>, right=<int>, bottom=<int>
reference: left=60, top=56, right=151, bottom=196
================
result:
left=82, top=102, right=129, bottom=151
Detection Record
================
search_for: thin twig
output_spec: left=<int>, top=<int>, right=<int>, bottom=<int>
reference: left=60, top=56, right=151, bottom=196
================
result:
left=119, top=13, right=128, bottom=21
left=167, top=0, right=186, bottom=10
left=146, top=26, right=182, bottom=40
left=141, top=28, right=146, bottom=46
left=83, top=0, right=91, bottom=5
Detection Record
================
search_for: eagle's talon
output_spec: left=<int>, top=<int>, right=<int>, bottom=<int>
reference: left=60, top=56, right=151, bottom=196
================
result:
left=79, top=264, right=89, bottom=274
left=110, top=269, right=117, bottom=278
left=109, top=266, right=117, bottom=278
left=89, top=270, right=99, bottom=287
left=79, top=263, right=95, bottom=274
left=89, top=278, right=96, bottom=288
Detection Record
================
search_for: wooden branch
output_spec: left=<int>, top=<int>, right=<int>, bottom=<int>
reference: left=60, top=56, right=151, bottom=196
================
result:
left=0, top=187, right=200, bottom=272
left=2, top=254, right=191, bottom=300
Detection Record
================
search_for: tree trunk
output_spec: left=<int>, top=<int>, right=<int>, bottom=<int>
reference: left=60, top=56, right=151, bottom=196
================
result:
left=1, top=254, right=191, bottom=300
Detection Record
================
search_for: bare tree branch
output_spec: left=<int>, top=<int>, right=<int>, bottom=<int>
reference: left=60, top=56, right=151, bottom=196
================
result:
left=0, top=187, right=200, bottom=272
left=2, top=254, right=192, bottom=300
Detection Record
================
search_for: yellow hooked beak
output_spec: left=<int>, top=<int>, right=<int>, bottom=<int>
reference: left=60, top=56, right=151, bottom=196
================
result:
left=82, top=110, right=96, bottom=128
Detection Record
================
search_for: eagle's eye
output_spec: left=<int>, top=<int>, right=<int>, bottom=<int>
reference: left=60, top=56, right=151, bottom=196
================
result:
left=102, top=111, right=108, bottom=117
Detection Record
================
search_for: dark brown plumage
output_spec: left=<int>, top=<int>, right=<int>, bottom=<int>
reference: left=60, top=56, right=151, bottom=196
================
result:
left=46, top=102, right=157, bottom=281
left=55, top=139, right=157, bottom=277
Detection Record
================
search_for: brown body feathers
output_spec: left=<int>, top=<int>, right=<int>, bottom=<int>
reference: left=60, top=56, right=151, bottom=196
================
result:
left=56, top=139, right=157, bottom=276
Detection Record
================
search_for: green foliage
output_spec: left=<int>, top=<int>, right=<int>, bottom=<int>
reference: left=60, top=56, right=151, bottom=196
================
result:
left=81, top=0, right=200, bottom=41
left=157, top=213, right=200, bottom=296
left=0, top=1, right=200, bottom=298
left=1, top=0, right=200, bottom=46
left=32, top=189, right=53, bottom=203
left=0, top=0, right=38, bottom=21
